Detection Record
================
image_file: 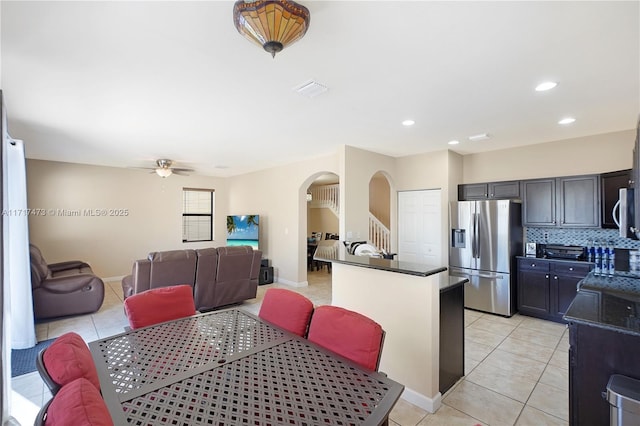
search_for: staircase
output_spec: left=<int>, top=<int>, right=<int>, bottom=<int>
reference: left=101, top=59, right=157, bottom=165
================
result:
left=309, top=183, right=391, bottom=253
left=369, top=213, right=391, bottom=253
left=309, top=184, right=339, bottom=216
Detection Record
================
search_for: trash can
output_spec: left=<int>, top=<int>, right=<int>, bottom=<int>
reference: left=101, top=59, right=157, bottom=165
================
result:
left=606, top=375, right=640, bottom=426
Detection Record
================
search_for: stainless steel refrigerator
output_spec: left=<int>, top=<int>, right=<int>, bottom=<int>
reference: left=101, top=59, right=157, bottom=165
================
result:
left=449, top=200, right=522, bottom=317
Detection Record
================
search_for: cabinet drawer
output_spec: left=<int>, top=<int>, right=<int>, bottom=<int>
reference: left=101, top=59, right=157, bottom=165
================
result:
left=518, top=258, right=550, bottom=271
left=551, top=262, right=591, bottom=276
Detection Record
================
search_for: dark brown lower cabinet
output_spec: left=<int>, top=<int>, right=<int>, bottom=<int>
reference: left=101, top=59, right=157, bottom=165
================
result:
left=517, top=258, right=592, bottom=322
left=439, top=281, right=464, bottom=394
left=568, top=322, right=640, bottom=425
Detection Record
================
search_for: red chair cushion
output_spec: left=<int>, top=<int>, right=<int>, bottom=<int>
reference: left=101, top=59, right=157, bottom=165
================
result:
left=259, top=288, right=314, bottom=337
left=45, top=377, right=113, bottom=426
left=307, top=305, right=383, bottom=371
left=124, top=284, right=196, bottom=330
left=43, top=332, right=101, bottom=392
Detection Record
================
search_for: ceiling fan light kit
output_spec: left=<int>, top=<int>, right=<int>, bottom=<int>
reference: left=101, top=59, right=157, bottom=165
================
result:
left=233, top=0, right=310, bottom=58
left=133, top=159, right=194, bottom=178
left=155, top=167, right=173, bottom=178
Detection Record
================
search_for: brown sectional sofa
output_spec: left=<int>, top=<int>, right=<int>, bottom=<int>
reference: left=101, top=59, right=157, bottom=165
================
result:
left=122, top=246, right=262, bottom=311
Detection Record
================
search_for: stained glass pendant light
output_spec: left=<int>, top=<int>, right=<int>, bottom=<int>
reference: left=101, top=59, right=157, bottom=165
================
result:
left=233, top=0, right=310, bottom=58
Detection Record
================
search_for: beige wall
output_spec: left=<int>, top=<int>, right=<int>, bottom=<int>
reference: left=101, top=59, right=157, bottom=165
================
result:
left=26, top=159, right=227, bottom=278
left=341, top=146, right=397, bottom=242
left=395, top=149, right=463, bottom=264
left=225, top=153, right=339, bottom=285
left=307, top=207, right=338, bottom=238
left=332, top=263, right=442, bottom=411
left=462, top=129, right=635, bottom=183
left=369, top=173, right=390, bottom=228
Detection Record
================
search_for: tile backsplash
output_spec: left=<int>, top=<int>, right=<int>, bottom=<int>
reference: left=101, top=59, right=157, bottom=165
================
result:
left=526, top=227, right=640, bottom=249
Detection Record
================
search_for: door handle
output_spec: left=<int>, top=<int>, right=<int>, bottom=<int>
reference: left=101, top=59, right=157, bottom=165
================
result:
left=613, top=199, right=621, bottom=228
left=473, top=212, right=480, bottom=259
left=477, top=273, right=504, bottom=280
left=454, top=270, right=503, bottom=280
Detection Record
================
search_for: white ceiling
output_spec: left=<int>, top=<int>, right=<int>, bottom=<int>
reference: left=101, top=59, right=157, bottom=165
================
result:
left=2, top=1, right=639, bottom=177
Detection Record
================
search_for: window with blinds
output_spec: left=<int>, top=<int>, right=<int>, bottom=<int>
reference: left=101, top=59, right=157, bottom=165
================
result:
left=182, top=189, right=214, bottom=242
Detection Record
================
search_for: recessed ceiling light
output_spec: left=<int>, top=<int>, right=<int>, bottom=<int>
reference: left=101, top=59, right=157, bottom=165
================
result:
left=558, top=117, right=576, bottom=125
left=448, top=140, right=460, bottom=145
left=402, top=119, right=415, bottom=126
left=468, top=133, right=490, bottom=142
left=535, top=81, right=558, bottom=92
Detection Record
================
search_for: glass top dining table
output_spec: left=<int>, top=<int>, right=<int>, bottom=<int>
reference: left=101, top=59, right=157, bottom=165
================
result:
left=89, top=308, right=404, bottom=425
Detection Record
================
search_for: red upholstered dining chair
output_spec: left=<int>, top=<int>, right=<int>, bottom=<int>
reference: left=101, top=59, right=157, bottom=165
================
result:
left=36, top=332, right=101, bottom=396
left=307, top=305, right=385, bottom=371
left=34, top=377, right=114, bottom=426
left=123, top=284, right=196, bottom=330
left=258, top=288, right=314, bottom=337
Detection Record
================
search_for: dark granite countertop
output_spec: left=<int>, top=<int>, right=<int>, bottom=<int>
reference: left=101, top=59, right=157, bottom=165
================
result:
left=439, top=274, right=468, bottom=292
left=564, top=271, right=640, bottom=336
left=516, top=255, right=594, bottom=265
left=314, top=244, right=447, bottom=277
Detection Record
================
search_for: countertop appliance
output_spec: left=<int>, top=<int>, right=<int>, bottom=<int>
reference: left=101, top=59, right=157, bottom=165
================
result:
left=449, top=200, right=522, bottom=316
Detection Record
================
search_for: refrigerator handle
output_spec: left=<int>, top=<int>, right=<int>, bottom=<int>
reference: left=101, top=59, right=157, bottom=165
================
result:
left=472, top=212, right=480, bottom=259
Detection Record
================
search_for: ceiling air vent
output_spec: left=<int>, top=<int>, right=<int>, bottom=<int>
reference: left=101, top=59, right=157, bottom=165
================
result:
left=293, top=80, right=328, bottom=98
left=468, top=133, right=490, bottom=142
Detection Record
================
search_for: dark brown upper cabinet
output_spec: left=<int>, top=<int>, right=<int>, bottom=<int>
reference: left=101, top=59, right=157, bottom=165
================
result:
left=522, top=175, right=600, bottom=227
left=458, top=180, right=520, bottom=201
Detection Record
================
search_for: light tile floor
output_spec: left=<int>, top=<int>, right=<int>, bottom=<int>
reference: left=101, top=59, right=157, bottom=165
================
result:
left=12, top=270, right=569, bottom=426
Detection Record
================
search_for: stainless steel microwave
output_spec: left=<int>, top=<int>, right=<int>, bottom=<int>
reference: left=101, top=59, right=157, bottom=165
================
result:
left=614, top=188, right=637, bottom=239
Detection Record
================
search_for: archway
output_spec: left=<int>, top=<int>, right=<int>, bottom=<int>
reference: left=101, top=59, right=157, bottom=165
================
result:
left=368, top=172, right=392, bottom=253
left=302, top=172, right=339, bottom=285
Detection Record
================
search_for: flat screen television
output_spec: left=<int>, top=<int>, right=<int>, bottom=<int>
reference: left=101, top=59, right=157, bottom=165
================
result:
left=226, top=215, right=259, bottom=249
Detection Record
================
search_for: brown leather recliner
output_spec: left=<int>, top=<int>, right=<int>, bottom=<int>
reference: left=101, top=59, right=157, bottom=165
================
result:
left=29, top=244, right=105, bottom=320
left=121, top=249, right=197, bottom=298
left=195, top=246, right=261, bottom=311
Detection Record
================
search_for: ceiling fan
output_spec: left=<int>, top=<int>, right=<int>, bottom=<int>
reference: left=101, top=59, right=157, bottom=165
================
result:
left=137, top=159, right=194, bottom=178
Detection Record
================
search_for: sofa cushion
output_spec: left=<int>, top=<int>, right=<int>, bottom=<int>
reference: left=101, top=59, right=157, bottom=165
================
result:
left=44, top=378, right=113, bottom=426
left=193, top=248, right=219, bottom=311
left=148, top=249, right=197, bottom=289
left=213, top=246, right=260, bottom=307
left=43, top=332, right=101, bottom=392
left=29, top=244, right=51, bottom=286
left=124, top=284, right=196, bottom=330
left=148, top=249, right=197, bottom=262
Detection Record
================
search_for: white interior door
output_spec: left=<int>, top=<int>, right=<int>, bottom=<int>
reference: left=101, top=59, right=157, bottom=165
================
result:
left=398, top=189, right=442, bottom=266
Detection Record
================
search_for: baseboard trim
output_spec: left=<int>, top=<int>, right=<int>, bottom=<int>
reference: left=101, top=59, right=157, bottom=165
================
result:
left=102, top=275, right=125, bottom=283
left=276, top=278, right=308, bottom=288
left=401, top=387, right=442, bottom=413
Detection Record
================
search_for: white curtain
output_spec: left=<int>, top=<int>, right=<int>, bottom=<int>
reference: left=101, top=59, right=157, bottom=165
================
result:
left=3, top=137, right=36, bottom=349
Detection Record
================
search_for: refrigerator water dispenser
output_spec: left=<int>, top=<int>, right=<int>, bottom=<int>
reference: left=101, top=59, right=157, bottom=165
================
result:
left=452, top=229, right=466, bottom=248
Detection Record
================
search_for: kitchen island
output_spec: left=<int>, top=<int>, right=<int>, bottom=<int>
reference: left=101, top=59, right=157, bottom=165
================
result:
left=564, top=271, right=640, bottom=425
left=315, top=247, right=465, bottom=413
